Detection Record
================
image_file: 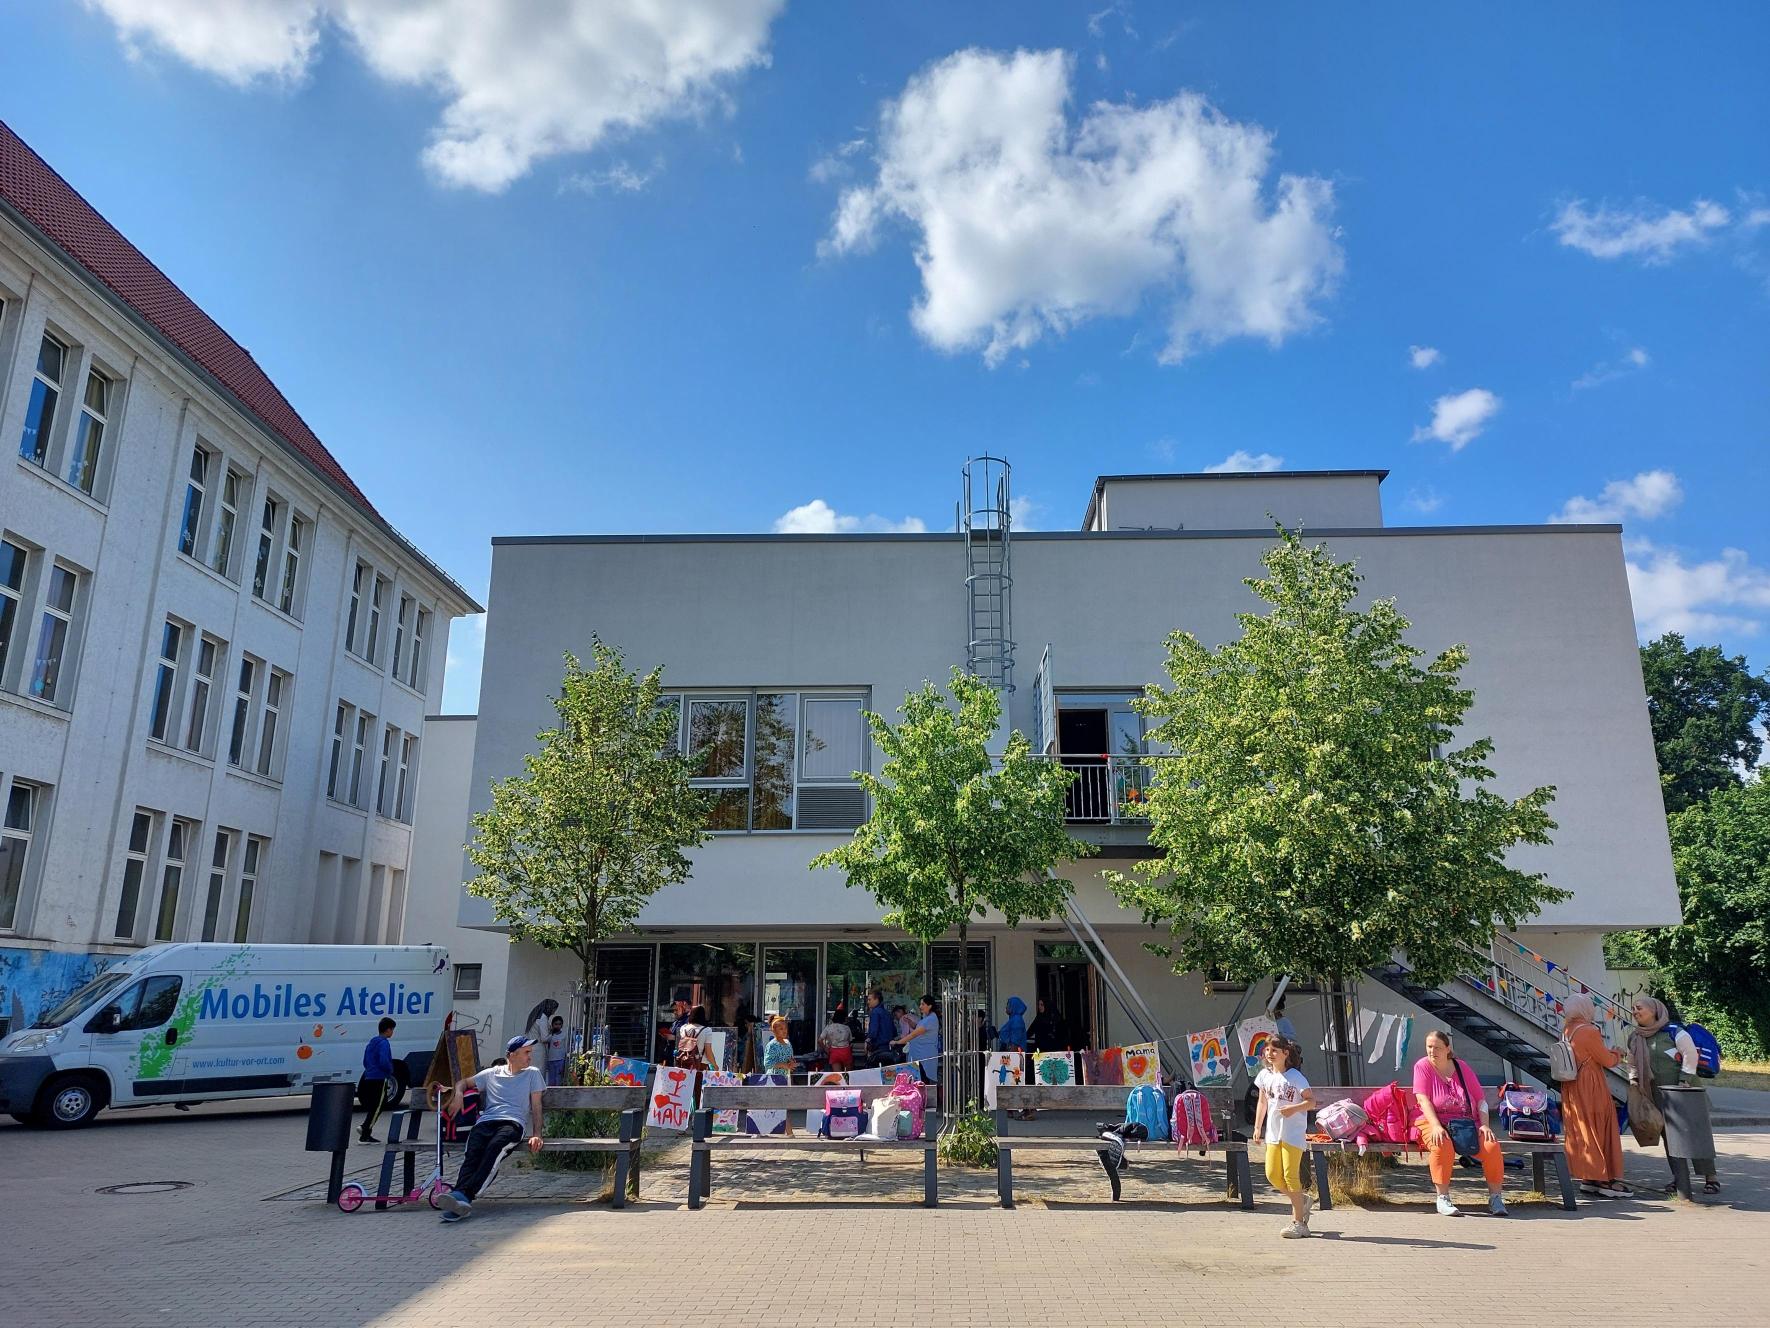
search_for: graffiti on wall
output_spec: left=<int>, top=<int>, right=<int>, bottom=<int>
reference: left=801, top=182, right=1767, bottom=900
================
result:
left=0, top=948, right=116, bottom=1034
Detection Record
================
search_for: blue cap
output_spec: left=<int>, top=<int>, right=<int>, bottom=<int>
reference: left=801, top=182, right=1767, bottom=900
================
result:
left=506, top=1035, right=537, bottom=1055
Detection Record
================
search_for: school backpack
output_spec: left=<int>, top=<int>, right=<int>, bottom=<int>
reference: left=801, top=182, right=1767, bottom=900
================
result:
left=889, top=1071, right=925, bottom=1139
left=1170, top=1088, right=1218, bottom=1150
left=1668, top=1023, right=1722, bottom=1078
left=1316, top=1097, right=1370, bottom=1141
left=1547, top=1033, right=1578, bottom=1083
left=1496, top=1082, right=1558, bottom=1141
left=1358, top=1081, right=1423, bottom=1146
left=440, top=1084, right=480, bottom=1140
left=1125, top=1085, right=1169, bottom=1142
left=819, top=1088, right=864, bottom=1139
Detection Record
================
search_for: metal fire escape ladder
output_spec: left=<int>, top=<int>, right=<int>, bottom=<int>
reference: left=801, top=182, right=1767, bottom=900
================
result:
left=961, top=455, right=1016, bottom=694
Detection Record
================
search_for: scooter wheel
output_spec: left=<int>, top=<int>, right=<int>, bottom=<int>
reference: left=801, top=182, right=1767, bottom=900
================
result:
left=337, top=1183, right=367, bottom=1213
left=427, top=1181, right=450, bottom=1210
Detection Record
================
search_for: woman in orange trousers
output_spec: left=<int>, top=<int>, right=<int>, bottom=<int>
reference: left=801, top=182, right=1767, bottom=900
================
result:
left=1561, top=996, right=1631, bottom=1197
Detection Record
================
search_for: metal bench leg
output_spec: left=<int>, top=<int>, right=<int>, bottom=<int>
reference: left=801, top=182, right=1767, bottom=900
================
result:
left=1313, top=1148, right=1333, bottom=1213
left=624, top=1110, right=643, bottom=1201
left=1236, top=1151, right=1255, bottom=1211
left=1532, top=1153, right=1546, bottom=1196
left=924, top=1141, right=938, bottom=1207
left=999, top=1145, right=1015, bottom=1209
left=688, top=1111, right=710, bottom=1210
left=1555, top=1152, right=1577, bottom=1210
left=611, top=1112, right=635, bottom=1210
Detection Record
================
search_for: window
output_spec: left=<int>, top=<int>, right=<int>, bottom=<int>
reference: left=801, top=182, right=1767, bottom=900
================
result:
left=148, top=620, right=184, bottom=743
left=392, top=594, right=413, bottom=681
left=18, top=334, right=64, bottom=467
left=365, top=574, right=388, bottom=664
left=327, top=702, right=350, bottom=799
left=349, top=711, right=373, bottom=806
left=0, top=540, right=27, bottom=684
left=212, top=469, right=246, bottom=578
left=453, top=964, right=483, bottom=1000
left=234, top=836, right=263, bottom=942
left=252, top=497, right=279, bottom=600
left=752, top=692, right=796, bottom=830
left=90, top=975, right=183, bottom=1034
left=27, top=564, right=77, bottom=704
left=153, top=818, right=191, bottom=941
left=408, top=608, right=430, bottom=690
left=278, top=516, right=305, bottom=615
left=686, top=697, right=750, bottom=830
left=177, top=445, right=209, bottom=558
left=395, top=733, right=417, bottom=822
left=66, top=370, right=109, bottom=495
left=0, top=780, right=39, bottom=930
left=227, top=657, right=257, bottom=767
left=376, top=724, right=397, bottom=816
left=114, top=810, right=153, bottom=939
left=200, top=829, right=232, bottom=942
left=184, top=635, right=222, bottom=753
left=346, top=561, right=367, bottom=654
left=256, top=669, right=286, bottom=778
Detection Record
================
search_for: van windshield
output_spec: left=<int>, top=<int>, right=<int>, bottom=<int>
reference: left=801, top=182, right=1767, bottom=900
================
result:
left=32, top=971, right=132, bottom=1028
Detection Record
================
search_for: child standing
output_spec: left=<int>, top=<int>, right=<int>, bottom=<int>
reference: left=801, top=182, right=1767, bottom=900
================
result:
left=1251, top=1036, right=1317, bottom=1238
left=544, top=1014, right=569, bottom=1086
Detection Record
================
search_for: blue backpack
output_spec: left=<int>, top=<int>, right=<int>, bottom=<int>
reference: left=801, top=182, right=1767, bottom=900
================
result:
left=1125, top=1085, right=1169, bottom=1142
left=1668, top=1023, right=1722, bottom=1078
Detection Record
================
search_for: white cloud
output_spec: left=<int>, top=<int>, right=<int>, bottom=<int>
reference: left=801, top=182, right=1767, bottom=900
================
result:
left=559, top=159, right=660, bottom=196
left=1403, top=486, right=1443, bottom=515
left=82, top=0, right=786, bottom=191
left=1551, top=197, right=1731, bottom=264
left=1625, top=540, right=1770, bottom=638
left=1408, top=345, right=1441, bottom=370
left=1572, top=345, right=1650, bottom=391
left=1202, top=449, right=1283, bottom=473
left=1009, top=495, right=1043, bottom=531
left=1410, top=388, right=1500, bottom=450
left=808, top=136, right=868, bottom=185
left=1550, top=469, right=1682, bottom=525
left=441, top=612, right=486, bottom=713
left=824, top=48, right=1342, bottom=366
left=772, top=499, right=927, bottom=535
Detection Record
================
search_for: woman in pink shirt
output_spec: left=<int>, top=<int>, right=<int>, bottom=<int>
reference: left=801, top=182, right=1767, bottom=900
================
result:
left=1413, top=1029, right=1507, bottom=1217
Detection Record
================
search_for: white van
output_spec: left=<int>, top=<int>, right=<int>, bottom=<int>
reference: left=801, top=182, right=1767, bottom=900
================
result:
left=0, top=942, right=450, bottom=1128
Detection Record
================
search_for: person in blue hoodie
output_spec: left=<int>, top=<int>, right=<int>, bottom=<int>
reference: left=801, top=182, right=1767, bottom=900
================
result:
left=864, top=988, right=896, bottom=1065
left=358, top=1017, right=397, bottom=1143
left=999, top=997, right=1029, bottom=1052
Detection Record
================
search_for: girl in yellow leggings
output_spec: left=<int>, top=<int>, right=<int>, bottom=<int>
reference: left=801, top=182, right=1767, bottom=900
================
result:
left=1251, top=1037, right=1317, bottom=1238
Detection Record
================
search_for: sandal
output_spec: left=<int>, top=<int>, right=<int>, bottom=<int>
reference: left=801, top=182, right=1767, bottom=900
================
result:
left=1703, top=1179, right=1721, bottom=1194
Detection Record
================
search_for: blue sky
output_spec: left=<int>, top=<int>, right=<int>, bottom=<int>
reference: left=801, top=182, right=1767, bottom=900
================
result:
left=4, top=3, right=1767, bottom=711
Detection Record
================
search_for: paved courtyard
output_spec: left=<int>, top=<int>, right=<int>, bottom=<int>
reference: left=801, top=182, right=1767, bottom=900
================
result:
left=2, top=1101, right=1767, bottom=1327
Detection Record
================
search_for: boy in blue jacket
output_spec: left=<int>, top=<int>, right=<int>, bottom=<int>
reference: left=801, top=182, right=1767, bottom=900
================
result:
left=358, top=1017, right=397, bottom=1143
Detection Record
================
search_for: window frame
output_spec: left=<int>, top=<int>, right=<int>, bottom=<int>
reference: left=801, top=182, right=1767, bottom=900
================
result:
left=114, top=808, right=156, bottom=941
left=211, top=466, right=248, bottom=580
left=147, top=618, right=187, bottom=746
left=26, top=561, right=79, bottom=706
left=17, top=331, right=66, bottom=469
left=395, top=733, right=418, bottom=823
left=349, top=710, right=374, bottom=807
left=392, top=593, right=413, bottom=682
left=0, top=538, right=25, bottom=688
left=376, top=723, right=397, bottom=817
left=152, top=817, right=195, bottom=943
left=407, top=606, right=430, bottom=690
left=453, top=964, right=483, bottom=1001
left=66, top=366, right=110, bottom=496
left=227, top=656, right=259, bottom=768
left=176, top=444, right=211, bottom=560
left=255, top=668, right=287, bottom=779
left=0, top=776, right=43, bottom=933
left=200, top=827, right=234, bottom=943
left=277, top=513, right=306, bottom=616
left=183, top=633, right=225, bottom=756
left=234, top=835, right=264, bottom=943
left=327, top=701, right=352, bottom=801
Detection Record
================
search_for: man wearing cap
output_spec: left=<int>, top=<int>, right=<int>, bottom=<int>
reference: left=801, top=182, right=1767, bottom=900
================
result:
left=437, top=1035, right=547, bottom=1223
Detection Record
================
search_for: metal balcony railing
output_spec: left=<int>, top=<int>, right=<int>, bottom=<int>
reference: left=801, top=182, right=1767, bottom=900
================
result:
left=1037, top=754, right=1166, bottom=824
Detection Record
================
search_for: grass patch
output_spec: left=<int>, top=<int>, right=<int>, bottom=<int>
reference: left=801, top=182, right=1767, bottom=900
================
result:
left=1326, top=1150, right=1396, bottom=1206
left=1715, top=1060, right=1770, bottom=1093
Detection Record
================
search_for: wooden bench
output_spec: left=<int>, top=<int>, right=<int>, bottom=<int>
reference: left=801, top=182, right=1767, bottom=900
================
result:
left=374, top=1085, right=649, bottom=1210
left=688, top=1084, right=943, bottom=1209
left=992, top=1084, right=1254, bottom=1209
left=1302, top=1084, right=1576, bottom=1212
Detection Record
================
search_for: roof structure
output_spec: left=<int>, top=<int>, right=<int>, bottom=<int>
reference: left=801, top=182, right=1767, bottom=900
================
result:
left=1080, top=468, right=1390, bottom=531
left=0, top=119, right=479, bottom=611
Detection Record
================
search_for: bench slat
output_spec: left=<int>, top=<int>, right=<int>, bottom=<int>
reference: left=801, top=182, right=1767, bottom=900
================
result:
left=1000, top=1137, right=1247, bottom=1153
left=541, top=1087, right=650, bottom=1110
left=693, top=1136, right=931, bottom=1151
left=538, top=1138, right=640, bottom=1151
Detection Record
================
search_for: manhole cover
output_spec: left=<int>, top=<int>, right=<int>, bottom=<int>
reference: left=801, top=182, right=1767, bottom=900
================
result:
left=96, top=1181, right=196, bottom=1196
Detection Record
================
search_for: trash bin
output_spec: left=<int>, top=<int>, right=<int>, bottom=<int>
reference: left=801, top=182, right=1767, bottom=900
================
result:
left=306, top=1080, right=355, bottom=1152
left=1659, top=1084, right=1715, bottom=1161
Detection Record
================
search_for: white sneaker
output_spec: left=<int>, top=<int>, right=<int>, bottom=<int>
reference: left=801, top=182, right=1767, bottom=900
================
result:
left=1281, top=1221, right=1310, bottom=1239
left=1489, top=1194, right=1508, bottom=1216
left=1435, top=1194, right=1460, bottom=1216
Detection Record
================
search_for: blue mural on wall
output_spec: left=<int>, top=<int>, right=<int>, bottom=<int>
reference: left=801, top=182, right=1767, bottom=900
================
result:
left=0, top=948, right=116, bottom=1034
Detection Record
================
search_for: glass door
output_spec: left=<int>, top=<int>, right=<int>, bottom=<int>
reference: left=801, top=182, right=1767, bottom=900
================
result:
left=761, top=946, right=819, bottom=1054
left=657, top=942, right=756, bottom=1062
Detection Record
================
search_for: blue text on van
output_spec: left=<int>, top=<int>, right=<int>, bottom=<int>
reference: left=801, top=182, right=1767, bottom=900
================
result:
left=198, top=983, right=436, bottom=1022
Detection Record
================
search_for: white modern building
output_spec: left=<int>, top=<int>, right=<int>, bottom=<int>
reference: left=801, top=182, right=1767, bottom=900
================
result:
left=0, top=121, right=479, bottom=1031
left=454, top=464, right=1680, bottom=1068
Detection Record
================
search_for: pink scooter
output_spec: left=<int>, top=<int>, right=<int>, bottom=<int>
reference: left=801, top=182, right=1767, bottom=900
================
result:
left=337, top=1110, right=450, bottom=1212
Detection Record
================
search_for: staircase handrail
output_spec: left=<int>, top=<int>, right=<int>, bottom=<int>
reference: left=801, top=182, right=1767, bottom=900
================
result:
left=1453, top=935, right=1634, bottom=1046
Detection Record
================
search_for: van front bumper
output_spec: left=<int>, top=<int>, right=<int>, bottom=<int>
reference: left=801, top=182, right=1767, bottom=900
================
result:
left=0, top=1057, right=55, bottom=1113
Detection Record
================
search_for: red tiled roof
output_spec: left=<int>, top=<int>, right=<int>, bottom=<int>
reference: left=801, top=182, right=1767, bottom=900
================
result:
left=0, top=118, right=378, bottom=517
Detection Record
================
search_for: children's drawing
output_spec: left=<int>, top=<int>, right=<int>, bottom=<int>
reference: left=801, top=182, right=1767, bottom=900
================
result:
left=1121, top=1042, right=1160, bottom=1087
left=1033, top=1051, right=1074, bottom=1086
left=742, top=1073, right=788, bottom=1135
left=1187, top=1026, right=1233, bottom=1087
left=983, top=1051, right=1024, bottom=1109
left=604, top=1056, right=651, bottom=1087
left=846, top=1067, right=884, bottom=1086
left=647, top=1064, right=696, bottom=1132
left=702, top=1070, right=742, bottom=1133
left=1237, top=1016, right=1278, bottom=1074
left=1081, top=1048, right=1123, bottom=1087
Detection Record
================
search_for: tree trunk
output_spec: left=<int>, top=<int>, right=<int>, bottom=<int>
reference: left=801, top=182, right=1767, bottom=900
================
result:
left=1323, top=971, right=1357, bottom=1086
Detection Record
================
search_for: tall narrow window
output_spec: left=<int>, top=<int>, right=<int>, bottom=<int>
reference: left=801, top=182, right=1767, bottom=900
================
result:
left=326, top=702, right=349, bottom=799
left=212, top=469, right=244, bottom=577
left=228, top=657, right=257, bottom=767
left=278, top=516, right=305, bottom=616
left=346, top=561, right=367, bottom=653
left=407, top=608, right=429, bottom=690
left=184, top=636, right=220, bottom=753
left=0, top=781, right=38, bottom=930
left=154, top=819, right=189, bottom=941
left=177, top=446, right=208, bottom=558
left=66, top=370, right=109, bottom=494
left=252, top=497, right=278, bottom=600
left=392, top=594, right=413, bottom=681
left=200, top=829, right=232, bottom=942
left=28, top=564, right=77, bottom=704
left=349, top=712, right=373, bottom=806
left=0, top=540, right=28, bottom=681
left=376, top=724, right=397, bottom=815
left=365, top=575, right=388, bottom=664
left=234, top=836, right=263, bottom=943
left=148, top=620, right=183, bottom=743
left=396, top=733, right=417, bottom=822
left=256, top=669, right=286, bottom=778
left=18, top=334, right=64, bottom=466
left=114, top=810, right=152, bottom=939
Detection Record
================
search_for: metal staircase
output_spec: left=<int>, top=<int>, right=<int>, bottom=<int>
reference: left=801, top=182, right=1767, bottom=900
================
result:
left=1365, top=933, right=1633, bottom=1103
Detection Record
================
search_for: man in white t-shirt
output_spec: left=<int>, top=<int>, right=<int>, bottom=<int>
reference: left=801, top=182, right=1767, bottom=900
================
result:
left=438, top=1035, right=546, bottom=1223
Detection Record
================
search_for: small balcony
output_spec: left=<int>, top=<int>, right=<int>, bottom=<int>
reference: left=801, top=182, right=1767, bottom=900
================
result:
left=1027, top=752, right=1168, bottom=854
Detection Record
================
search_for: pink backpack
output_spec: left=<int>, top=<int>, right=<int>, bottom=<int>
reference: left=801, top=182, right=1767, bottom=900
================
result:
left=1316, top=1097, right=1369, bottom=1141
left=889, top=1071, right=925, bottom=1139
left=1357, top=1080, right=1423, bottom=1146
left=1171, top=1088, right=1218, bottom=1149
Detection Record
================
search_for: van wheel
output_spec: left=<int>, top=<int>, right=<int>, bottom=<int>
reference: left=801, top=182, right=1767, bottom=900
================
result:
left=38, top=1074, right=106, bottom=1128
left=384, top=1061, right=412, bottom=1110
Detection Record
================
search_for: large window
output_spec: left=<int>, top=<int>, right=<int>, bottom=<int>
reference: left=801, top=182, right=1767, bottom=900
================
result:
left=0, top=779, right=41, bottom=931
left=407, top=607, right=429, bottom=689
left=278, top=516, right=305, bottom=616
left=227, top=657, right=257, bottom=767
left=392, top=594, right=413, bottom=682
left=252, top=497, right=279, bottom=600
left=66, top=370, right=110, bottom=495
left=200, top=829, right=233, bottom=942
left=664, top=690, right=869, bottom=833
left=234, top=836, right=264, bottom=942
left=256, top=669, right=287, bottom=778
left=762, top=945, right=819, bottom=1053
left=366, top=574, right=388, bottom=664
left=153, top=818, right=192, bottom=941
left=0, top=540, right=23, bottom=681
left=184, top=635, right=223, bottom=754
left=114, top=810, right=154, bottom=939
left=823, top=941, right=925, bottom=1036
left=148, top=620, right=184, bottom=744
left=655, top=943, right=757, bottom=1058
left=327, top=702, right=350, bottom=799
left=376, top=724, right=397, bottom=816
left=395, top=733, right=417, bottom=822
left=18, top=334, right=64, bottom=467
left=212, top=468, right=246, bottom=577
left=28, top=564, right=78, bottom=704
left=349, top=711, right=374, bottom=806
left=177, top=445, right=209, bottom=558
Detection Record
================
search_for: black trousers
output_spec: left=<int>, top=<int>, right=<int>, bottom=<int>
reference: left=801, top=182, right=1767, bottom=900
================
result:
left=357, top=1077, right=390, bottom=1137
left=455, top=1119, right=524, bottom=1200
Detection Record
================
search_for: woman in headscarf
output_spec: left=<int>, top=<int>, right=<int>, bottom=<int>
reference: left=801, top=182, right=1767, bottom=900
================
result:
left=1559, top=995, right=1632, bottom=1198
left=1630, top=994, right=1720, bottom=1195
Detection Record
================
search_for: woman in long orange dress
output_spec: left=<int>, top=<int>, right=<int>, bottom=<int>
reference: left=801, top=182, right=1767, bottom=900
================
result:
left=1560, top=996, right=1631, bottom=1197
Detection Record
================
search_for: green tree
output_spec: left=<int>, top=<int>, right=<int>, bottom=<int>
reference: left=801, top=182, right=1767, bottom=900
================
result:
left=1110, top=528, right=1566, bottom=995
left=1639, top=632, right=1770, bottom=815
left=811, top=669, right=1091, bottom=1013
left=466, top=643, right=709, bottom=992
